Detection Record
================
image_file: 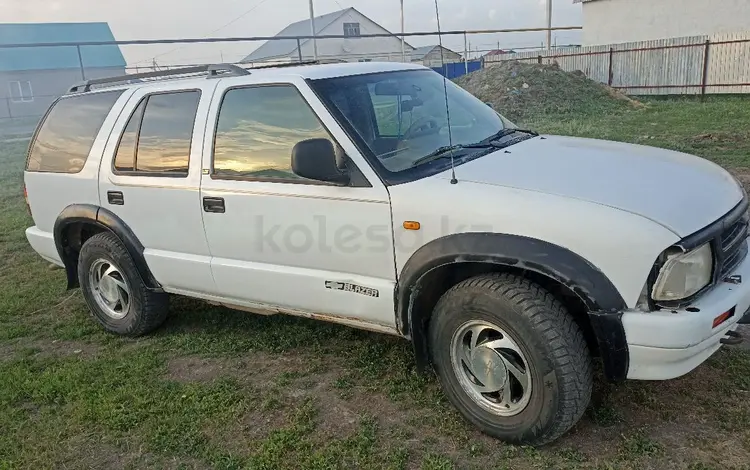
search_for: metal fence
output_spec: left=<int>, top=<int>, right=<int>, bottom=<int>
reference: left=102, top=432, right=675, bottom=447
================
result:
left=487, top=31, right=750, bottom=95
left=0, top=94, right=63, bottom=139
left=8, top=26, right=750, bottom=140
left=0, top=26, right=581, bottom=139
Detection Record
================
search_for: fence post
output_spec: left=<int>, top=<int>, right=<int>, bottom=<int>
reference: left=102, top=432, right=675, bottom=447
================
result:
left=537, top=55, right=542, bottom=64
left=5, top=97, right=12, bottom=119
left=296, top=38, right=303, bottom=62
left=76, top=45, right=85, bottom=80
left=464, top=32, right=469, bottom=75
left=701, top=39, right=711, bottom=97
left=608, top=47, right=614, bottom=86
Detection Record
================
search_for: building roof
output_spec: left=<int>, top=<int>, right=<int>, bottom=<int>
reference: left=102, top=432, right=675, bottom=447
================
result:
left=0, top=22, right=126, bottom=72
left=242, top=7, right=411, bottom=62
left=483, top=49, right=516, bottom=56
left=410, top=44, right=460, bottom=60
left=410, top=45, right=437, bottom=60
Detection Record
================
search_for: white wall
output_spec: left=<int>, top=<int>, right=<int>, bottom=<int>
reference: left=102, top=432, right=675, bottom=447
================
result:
left=1, top=66, right=125, bottom=119
left=582, top=0, right=750, bottom=45
left=297, top=10, right=412, bottom=62
left=418, top=48, right=463, bottom=67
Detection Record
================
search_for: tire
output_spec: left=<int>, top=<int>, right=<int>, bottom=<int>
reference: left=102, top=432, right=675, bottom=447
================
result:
left=428, top=273, right=592, bottom=445
left=78, top=231, right=168, bottom=336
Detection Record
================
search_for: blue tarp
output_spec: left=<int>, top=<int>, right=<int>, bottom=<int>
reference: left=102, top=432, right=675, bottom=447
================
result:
left=432, top=60, right=482, bottom=79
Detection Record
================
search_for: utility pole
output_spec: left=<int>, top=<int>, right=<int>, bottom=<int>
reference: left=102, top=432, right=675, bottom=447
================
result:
left=400, top=0, right=406, bottom=62
left=546, top=0, right=552, bottom=52
left=308, top=0, right=318, bottom=60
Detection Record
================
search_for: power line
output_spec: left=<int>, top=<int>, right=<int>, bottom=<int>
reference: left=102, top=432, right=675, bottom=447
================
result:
left=140, top=0, right=272, bottom=64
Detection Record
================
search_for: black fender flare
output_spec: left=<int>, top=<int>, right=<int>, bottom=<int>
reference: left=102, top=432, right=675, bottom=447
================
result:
left=53, top=204, right=162, bottom=291
left=396, top=233, right=630, bottom=381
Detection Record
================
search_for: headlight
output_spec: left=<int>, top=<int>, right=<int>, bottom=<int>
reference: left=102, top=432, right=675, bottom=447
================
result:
left=651, top=243, right=713, bottom=302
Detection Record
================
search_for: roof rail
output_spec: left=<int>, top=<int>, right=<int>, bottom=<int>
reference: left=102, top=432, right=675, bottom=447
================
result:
left=66, top=63, right=250, bottom=94
left=241, top=60, right=320, bottom=70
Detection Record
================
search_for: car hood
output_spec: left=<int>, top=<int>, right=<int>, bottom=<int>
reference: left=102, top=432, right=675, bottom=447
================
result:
left=451, top=135, right=744, bottom=236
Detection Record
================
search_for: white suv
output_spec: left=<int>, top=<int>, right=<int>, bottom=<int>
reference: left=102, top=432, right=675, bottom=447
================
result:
left=23, top=62, right=749, bottom=445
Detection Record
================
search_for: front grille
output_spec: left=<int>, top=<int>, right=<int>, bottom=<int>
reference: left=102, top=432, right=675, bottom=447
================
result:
left=721, top=216, right=748, bottom=252
left=719, top=215, right=749, bottom=279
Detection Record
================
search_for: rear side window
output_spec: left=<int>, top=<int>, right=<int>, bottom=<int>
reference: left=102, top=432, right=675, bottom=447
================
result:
left=114, top=90, right=201, bottom=175
left=26, top=90, right=124, bottom=173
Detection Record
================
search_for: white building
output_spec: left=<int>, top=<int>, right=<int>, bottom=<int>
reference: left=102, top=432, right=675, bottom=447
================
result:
left=410, top=45, right=462, bottom=68
left=242, top=7, right=414, bottom=64
left=576, top=0, right=750, bottom=45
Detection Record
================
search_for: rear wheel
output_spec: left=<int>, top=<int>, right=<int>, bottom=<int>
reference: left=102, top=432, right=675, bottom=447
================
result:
left=428, top=273, right=593, bottom=445
left=78, top=232, right=168, bottom=336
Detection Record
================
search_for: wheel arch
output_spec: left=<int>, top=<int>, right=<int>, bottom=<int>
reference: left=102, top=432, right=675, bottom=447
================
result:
left=396, top=233, right=629, bottom=381
left=53, top=204, right=162, bottom=292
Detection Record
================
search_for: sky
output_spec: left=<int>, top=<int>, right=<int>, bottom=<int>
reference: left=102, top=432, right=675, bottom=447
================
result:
left=1, top=0, right=582, bottom=67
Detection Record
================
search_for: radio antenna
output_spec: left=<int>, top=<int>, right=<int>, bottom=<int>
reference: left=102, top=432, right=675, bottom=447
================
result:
left=433, top=0, right=458, bottom=184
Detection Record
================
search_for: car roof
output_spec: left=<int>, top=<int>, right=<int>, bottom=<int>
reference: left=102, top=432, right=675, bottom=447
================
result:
left=74, top=61, right=429, bottom=96
left=271, top=61, right=427, bottom=79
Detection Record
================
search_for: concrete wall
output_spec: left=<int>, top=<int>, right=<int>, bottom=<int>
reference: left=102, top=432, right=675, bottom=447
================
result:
left=581, top=0, right=750, bottom=45
left=297, top=11, right=412, bottom=62
left=0, top=66, right=125, bottom=121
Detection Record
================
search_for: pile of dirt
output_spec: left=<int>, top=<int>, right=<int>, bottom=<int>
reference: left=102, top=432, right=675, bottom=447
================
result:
left=455, top=60, right=642, bottom=122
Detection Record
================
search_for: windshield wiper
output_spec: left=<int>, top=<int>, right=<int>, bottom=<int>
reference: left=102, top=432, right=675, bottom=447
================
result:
left=410, top=129, right=539, bottom=167
left=411, top=143, right=494, bottom=167
left=477, top=128, right=538, bottom=145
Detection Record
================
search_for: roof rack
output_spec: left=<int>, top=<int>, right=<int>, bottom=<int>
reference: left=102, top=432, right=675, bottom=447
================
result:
left=241, top=60, right=320, bottom=70
left=66, top=63, right=250, bottom=94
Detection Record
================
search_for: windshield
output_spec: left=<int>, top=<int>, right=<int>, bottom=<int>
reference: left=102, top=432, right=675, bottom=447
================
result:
left=311, top=69, right=517, bottom=175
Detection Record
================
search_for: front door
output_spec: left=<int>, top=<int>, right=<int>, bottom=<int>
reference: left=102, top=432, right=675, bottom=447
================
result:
left=199, top=76, right=398, bottom=330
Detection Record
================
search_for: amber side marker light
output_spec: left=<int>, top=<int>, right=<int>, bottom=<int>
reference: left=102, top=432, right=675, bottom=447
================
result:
left=713, top=306, right=736, bottom=329
left=403, top=221, right=421, bottom=230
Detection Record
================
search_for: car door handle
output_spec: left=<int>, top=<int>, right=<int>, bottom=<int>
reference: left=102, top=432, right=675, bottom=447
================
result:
left=107, top=191, right=124, bottom=205
left=203, top=196, right=225, bottom=213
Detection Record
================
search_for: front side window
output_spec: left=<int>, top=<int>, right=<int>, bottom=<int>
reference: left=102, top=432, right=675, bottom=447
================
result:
left=9, top=80, right=33, bottom=103
left=26, top=90, right=124, bottom=173
left=114, top=90, right=200, bottom=175
left=311, top=69, right=521, bottom=181
left=343, top=22, right=361, bottom=37
left=212, top=85, right=334, bottom=181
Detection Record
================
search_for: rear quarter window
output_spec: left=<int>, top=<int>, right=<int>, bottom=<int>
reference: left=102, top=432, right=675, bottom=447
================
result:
left=26, top=90, right=124, bottom=173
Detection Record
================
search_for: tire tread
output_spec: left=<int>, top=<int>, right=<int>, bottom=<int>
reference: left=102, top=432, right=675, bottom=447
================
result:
left=432, top=272, right=593, bottom=445
left=78, top=232, right=168, bottom=336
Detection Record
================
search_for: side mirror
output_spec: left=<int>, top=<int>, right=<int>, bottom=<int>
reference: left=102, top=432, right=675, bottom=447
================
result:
left=291, top=138, right=349, bottom=185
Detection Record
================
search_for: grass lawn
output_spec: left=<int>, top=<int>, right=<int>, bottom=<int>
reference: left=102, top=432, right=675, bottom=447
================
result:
left=1, top=95, right=750, bottom=470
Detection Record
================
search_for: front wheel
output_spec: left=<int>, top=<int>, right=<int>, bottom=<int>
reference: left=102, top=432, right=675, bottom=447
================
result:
left=428, top=273, right=593, bottom=445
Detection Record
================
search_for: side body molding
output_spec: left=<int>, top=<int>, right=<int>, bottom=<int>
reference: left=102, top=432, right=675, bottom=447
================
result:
left=53, top=204, right=162, bottom=291
left=396, top=233, right=630, bottom=381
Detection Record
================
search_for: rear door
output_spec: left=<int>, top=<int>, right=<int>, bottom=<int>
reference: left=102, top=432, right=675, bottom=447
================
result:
left=198, top=75, right=398, bottom=330
left=98, top=81, right=218, bottom=294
